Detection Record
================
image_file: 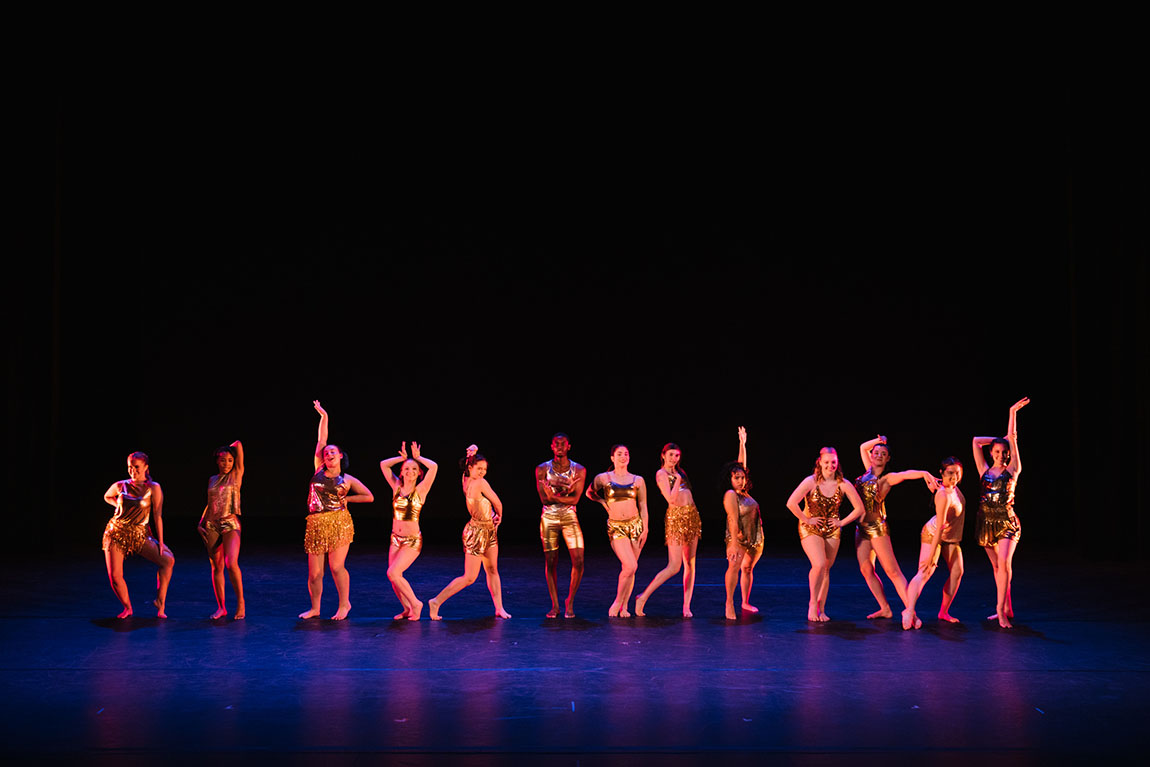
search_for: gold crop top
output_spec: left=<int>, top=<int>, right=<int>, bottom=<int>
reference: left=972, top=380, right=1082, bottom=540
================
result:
left=393, top=490, right=424, bottom=522
left=603, top=477, right=639, bottom=502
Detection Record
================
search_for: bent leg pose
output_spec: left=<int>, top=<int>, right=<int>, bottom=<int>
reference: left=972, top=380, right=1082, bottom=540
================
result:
left=635, top=443, right=702, bottom=618
left=903, top=457, right=966, bottom=630
left=587, top=445, right=649, bottom=618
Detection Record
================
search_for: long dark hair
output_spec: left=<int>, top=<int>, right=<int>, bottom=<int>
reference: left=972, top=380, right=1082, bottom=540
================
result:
left=720, top=461, right=751, bottom=493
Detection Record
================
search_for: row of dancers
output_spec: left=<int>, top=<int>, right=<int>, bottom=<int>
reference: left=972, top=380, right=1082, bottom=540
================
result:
left=101, top=398, right=1030, bottom=629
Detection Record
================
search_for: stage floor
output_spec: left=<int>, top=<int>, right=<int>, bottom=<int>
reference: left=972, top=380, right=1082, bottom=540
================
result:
left=2, top=543, right=1147, bottom=764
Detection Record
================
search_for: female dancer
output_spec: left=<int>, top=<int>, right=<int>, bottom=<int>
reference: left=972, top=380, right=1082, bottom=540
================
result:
left=901, top=457, right=966, bottom=630
left=855, top=435, right=939, bottom=619
left=635, top=442, right=702, bottom=618
left=586, top=444, right=648, bottom=617
left=380, top=441, right=439, bottom=620
left=300, top=401, right=374, bottom=621
left=722, top=426, right=763, bottom=620
left=785, top=446, right=866, bottom=621
left=101, top=451, right=175, bottom=618
left=428, top=445, right=511, bottom=620
left=973, top=396, right=1029, bottom=628
left=198, top=440, right=245, bottom=620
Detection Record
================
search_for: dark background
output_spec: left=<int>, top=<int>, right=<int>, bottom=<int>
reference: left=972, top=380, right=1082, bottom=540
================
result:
left=13, top=63, right=1147, bottom=560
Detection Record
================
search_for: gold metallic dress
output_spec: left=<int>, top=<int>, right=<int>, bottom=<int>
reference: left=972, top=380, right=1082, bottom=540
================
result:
left=976, top=470, right=1021, bottom=546
left=603, top=477, right=643, bottom=543
left=853, top=470, right=888, bottom=540
left=725, top=492, right=764, bottom=551
left=462, top=493, right=498, bottom=556
left=305, top=470, right=354, bottom=555
left=800, top=483, right=843, bottom=540
left=540, top=460, right=584, bottom=552
left=203, top=471, right=242, bottom=540
left=391, top=490, right=423, bottom=551
left=103, top=480, right=158, bottom=555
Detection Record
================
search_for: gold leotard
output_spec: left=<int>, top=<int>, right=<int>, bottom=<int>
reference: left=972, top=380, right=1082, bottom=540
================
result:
left=976, top=470, right=1021, bottom=546
left=462, top=493, right=498, bottom=556
left=103, top=480, right=158, bottom=555
left=540, top=460, right=584, bottom=552
left=304, top=470, right=354, bottom=554
left=800, top=483, right=843, bottom=540
left=853, top=470, right=888, bottom=540
left=725, top=492, right=764, bottom=551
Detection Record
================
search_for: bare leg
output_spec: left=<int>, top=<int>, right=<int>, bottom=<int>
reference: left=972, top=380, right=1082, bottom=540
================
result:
left=608, top=537, right=639, bottom=617
left=635, top=544, right=684, bottom=616
left=681, top=539, right=699, bottom=617
left=328, top=544, right=352, bottom=620
left=104, top=546, right=132, bottom=618
left=429, top=554, right=482, bottom=620
left=938, top=543, right=963, bottom=622
left=724, top=548, right=741, bottom=619
left=483, top=546, right=511, bottom=619
left=815, top=537, right=840, bottom=621
left=299, top=553, right=325, bottom=618
left=903, top=543, right=935, bottom=630
left=222, top=531, right=244, bottom=619
left=139, top=539, right=175, bottom=618
left=856, top=536, right=891, bottom=618
left=800, top=536, right=828, bottom=622
left=543, top=549, right=561, bottom=618
left=565, top=548, right=584, bottom=618
left=993, top=538, right=1018, bottom=628
left=387, top=544, right=423, bottom=620
left=740, top=545, right=764, bottom=613
left=209, top=545, right=228, bottom=619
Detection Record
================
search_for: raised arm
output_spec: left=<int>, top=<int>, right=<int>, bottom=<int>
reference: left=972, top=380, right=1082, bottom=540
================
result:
left=785, top=476, right=817, bottom=525
left=231, top=440, right=245, bottom=484
left=1007, top=397, right=1028, bottom=476
left=859, top=435, right=886, bottom=472
left=837, top=481, right=866, bottom=527
left=971, top=437, right=993, bottom=477
left=883, top=469, right=940, bottom=493
left=313, top=401, right=329, bottom=470
left=411, top=442, right=439, bottom=498
left=379, top=444, right=407, bottom=492
left=343, top=475, right=374, bottom=504
left=737, top=426, right=747, bottom=469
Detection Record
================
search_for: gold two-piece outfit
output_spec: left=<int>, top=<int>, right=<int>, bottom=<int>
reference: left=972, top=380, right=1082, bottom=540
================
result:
left=304, top=470, right=355, bottom=554
left=539, top=460, right=584, bottom=552
left=603, top=478, right=643, bottom=543
left=921, top=489, right=965, bottom=565
left=202, top=471, right=242, bottom=551
left=725, top=493, right=764, bottom=552
left=799, top=484, right=842, bottom=540
left=390, top=490, right=423, bottom=551
left=976, top=470, right=1021, bottom=547
left=103, top=480, right=158, bottom=556
left=462, top=493, right=498, bottom=556
left=853, top=470, right=889, bottom=541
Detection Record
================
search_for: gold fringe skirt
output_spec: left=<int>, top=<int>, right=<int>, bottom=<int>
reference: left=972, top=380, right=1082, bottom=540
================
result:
left=304, top=509, right=355, bottom=555
left=102, top=519, right=149, bottom=555
left=665, top=504, right=702, bottom=545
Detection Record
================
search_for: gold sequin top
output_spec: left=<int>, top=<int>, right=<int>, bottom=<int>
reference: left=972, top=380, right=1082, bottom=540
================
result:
left=979, top=470, right=1015, bottom=514
left=308, top=471, right=348, bottom=515
left=466, top=493, right=495, bottom=524
left=854, top=470, right=884, bottom=526
left=393, top=490, right=424, bottom=522
left=805, top=483, right=843, bottom=520
left=542, top=461, right=579, bottom=514
left=205, top=471, right=241, bottom=522
left=603, top=477, right=639, bottom=502
left=112, top=481, right=153, bottom=526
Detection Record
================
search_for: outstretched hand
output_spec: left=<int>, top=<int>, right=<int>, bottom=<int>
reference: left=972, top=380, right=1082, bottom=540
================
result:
left=738, top=426, right=747, bottom=443
left=1010, top=397, right=1030, bottom=412
left=313, top=400, right=327, bottom=417
left=925, top=476, right=940, bottom=492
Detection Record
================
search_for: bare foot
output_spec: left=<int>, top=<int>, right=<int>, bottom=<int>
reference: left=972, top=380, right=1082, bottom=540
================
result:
left=234, top=603, right=245, bottom=620
left=495, top=609, right=511, bottom=619
left=683, top=608, right=693, bottom=618
left=395, top=608, right=412, bottom=620
left=808, top=606, right=821, bottom=622
left=938, top=612, right=960, bottom=623
left=725, top=605, right=737, bottom=620
left=299, top=608, right=321, bottom=619
left=914, top=616, right=923, bottom=629
left=998, top=613, right=1013, bottom=629
left=608, top=602, right=621, bottom=618
left=868, top=607, right=893, bottom=619
left=116, top=607, right=133, bottom=619
left=331, top=603, right=351, bottom=621
left=407, top=600, right=423, bottom=621
left=155, top=603, right=168, bottom=619
left=428, top=599, right=442, bottom=621
left=210, top=608, right=228, bottom=620
left=634, top=595, right=647, bottom=617
left=619, top=608, right=631, bottom=618
left=546, top=607, right=561, bottom=619
left=818, top=612, right=830, bottom=622
left=901, top=608, right=915, bottom=630
left=741, top=602, right=759, bottom=614
left=564, top=598, right=576, bottom=619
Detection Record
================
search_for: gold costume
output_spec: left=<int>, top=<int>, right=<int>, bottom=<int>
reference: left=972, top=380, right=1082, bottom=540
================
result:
left=725, top=492, right=764, bottom=551
left=853, top=470, right=888, bottom=540
left=607, top=515, right=644, bottom=543
left=462, top=494, right=498, bottom=556
left=390, top=532, right=423, bottom=551
left=921, top=489, right=965, bottom=545
left=393, top=490, right=424, bottom=522
left=665, top=504, right=702, bottom=545
left=304, top=471, right=354, bottom=555
left=201, top=471, right=242, bottom=550
left=977, top=470, right=1021, bottom=546
left=799, top=484, right=843, bottom=541
left=102, top=480, right=158, bottom=556
left=539, top=460, right=585, bottom=552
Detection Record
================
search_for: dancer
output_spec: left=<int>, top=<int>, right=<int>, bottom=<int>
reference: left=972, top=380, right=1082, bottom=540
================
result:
left=428, top=445, right=511, bottom=620
left=535, top=433, right=587, bottom=618
left=380, top=441, right=439, bottom=620
left=722, top=426, right=763, bottom=620
left=785, top=447, right=866, bottom=621
left=586, top=444, right=648, bottom=617
left=634, top=442, right=702, bottom=617
left=973, top=396, right=1029, bottom=628
left=101, top=452, right=175, bottom=618
left=902, top=457, right=966, bottom=629
left=299, top=401, right=374, bottom=621
left=197, top=440, right=246, bottom=620
left=855, top=436, right=939, bottom=619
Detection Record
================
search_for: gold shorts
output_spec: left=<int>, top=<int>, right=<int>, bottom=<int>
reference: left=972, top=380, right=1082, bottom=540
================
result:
left=855, top=519, right=888, bottom=540
left=304, top=509, right=354, bottom=555
left=540, top=508, right=584, bottom=552
left=799, top=515, right=841, bottom=541
left=977, top=507, right=1021, bottom=547
left=665, top=504, right=702, bottom=545
left=102, top=519, right=150, bottom=556
left=607, top=515, right=643, bottom=543
left=462, top=520, right=497, bottom=556
left=390, top=532, right=423, bottom=551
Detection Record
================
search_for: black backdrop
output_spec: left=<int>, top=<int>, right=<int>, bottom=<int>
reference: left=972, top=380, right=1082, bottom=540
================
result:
left=13, top=65, right=1147, bottom=559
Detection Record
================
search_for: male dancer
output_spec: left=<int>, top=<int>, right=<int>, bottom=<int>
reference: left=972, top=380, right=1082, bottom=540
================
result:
left=535, top=433, right=586, bottom=618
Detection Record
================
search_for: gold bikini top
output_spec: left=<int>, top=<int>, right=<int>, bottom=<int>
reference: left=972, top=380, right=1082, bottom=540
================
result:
left=393, top=489, right=423, bottom=522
